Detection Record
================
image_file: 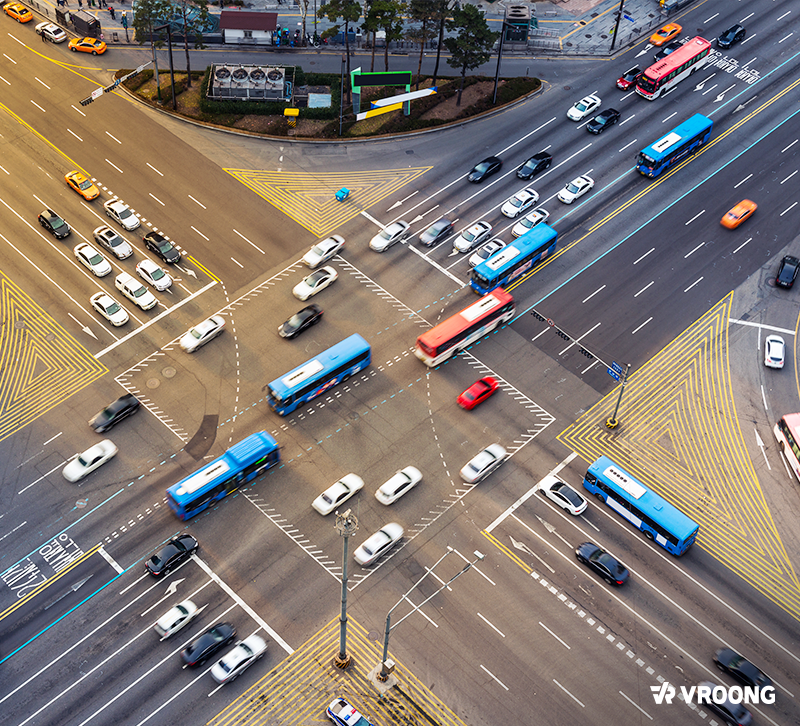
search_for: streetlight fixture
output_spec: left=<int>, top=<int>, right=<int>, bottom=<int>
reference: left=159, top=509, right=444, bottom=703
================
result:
left=377, top=548, right=485, bottom=682
left=334, top=508, right=358, bottom=669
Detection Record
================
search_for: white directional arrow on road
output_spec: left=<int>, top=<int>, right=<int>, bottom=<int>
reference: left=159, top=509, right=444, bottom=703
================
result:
left=694, top=72, right=716, bottom=91
left=715, top=84, right=736, bottom=102
left=509, top=536, right=555, bottom=573
left=69, top=312, right=98, bottom=339
left=755, top=427, right=771, bottom=470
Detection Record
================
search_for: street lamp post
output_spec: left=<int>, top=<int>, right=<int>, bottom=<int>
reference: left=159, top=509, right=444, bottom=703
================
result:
left=492, top=21, right=506, bottom=105
left=334, top=508, right=358, bottom=669
left=606, top=363, right=631, bottom=429
left=153, top=23, right=177, bottom=110
left=378, top=548, right=485, bottom=681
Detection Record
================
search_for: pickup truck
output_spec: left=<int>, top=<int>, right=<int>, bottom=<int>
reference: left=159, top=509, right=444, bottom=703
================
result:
left=115, top=272, right=158, bottom=310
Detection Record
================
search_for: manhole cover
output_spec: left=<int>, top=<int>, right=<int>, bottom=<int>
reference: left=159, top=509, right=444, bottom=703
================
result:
left=146, top=377, right=161, bottom=389
left=163, top=366, right=177, bottom=379
left=15, top=320, right=27, bottom=329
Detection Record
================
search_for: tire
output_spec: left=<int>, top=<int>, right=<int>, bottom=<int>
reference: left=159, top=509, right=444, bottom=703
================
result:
left=92, top=50, right=98, bottom=55
left=643, top=531, right=655, bottom=541
left=595, top=493, right=604, bottom=502
left=70, top=46, right=77, bottom=51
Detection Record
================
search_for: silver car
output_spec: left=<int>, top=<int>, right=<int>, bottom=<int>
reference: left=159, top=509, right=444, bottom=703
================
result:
left=179, top=315, right=225, bottom=352
left=369, top=221, right=410, bottom=252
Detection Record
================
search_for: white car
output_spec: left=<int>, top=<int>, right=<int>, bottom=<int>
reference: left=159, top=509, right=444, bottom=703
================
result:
left=293, top=266, right=338, bottom=301
left=469, top=239, right=506, bottom=268
left=511, top=208, right=550, bottom=238
left=62, top=439, right=118, bottom=482
left=103, top=199, right=140, bottom=231
left=179, top=315, right=225, bottom=352
left=453, top=221, right=493, bottom=253
left=557, top=175, right=595, bottom=204
left=74, top=243, right=112, bottom=277
left=539, top=474, right=588, bottom=515
left=210, top=635, right=267, bottom=684
left=764, top=335, right=785, bottom=369
left=369, top=221, right=410, bottom=252
left=501, top=188, right=539, bottom=218
left=375, top=466, right=422, bottom=505
left=35, top=21, right=67, bottom=43
left=460, top=443, right=507, bottom=483
left=154, top=600, right=199, bottom=640
left=303, top=235, right=345, bottom=268
left=312, top=473, right=364, bottom=515
left=90, top=292, right=129, bottom=326
left=354, top=522, right=404, bottom=566
left=115, top=272, right=158, bottom=310
left=567, top=94, right=601, bottom=121
left=93, top=225, right=133, bottom=260
left=136, top=258, right=172, bottom=291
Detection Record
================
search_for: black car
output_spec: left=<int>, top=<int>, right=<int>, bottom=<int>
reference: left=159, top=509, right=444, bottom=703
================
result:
left=586, top=108, right=620, bottom=134
left=717, top=23, right=746, bottom=49
left=468, top=156, right=502, bottom=183
left=145, top=534, right=198, bottom=576
left=38, top=209, right=71, bottom=239
left=143, top=231, right=181, bottom=264
left=575, top=542, right=629, bottom=585
left=516, top=152, right=553, bottom=180
left=89, top=393, right=140, bottom=433
left=181, top=622, right=237, bottom=666
left=713, top=648, right=772, bottom=690
left=654, top=40, right=682, bottom=62
left=776, top=255, right=800, bottom=289
left=278, top=304, right=323, bottom=339
left=419, top=217, right=454, bottom=247
left=697, top=682, right=752, bottom=726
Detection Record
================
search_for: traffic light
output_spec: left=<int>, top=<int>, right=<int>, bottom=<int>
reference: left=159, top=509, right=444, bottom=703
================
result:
left=80, top=97, right=93, bottom=106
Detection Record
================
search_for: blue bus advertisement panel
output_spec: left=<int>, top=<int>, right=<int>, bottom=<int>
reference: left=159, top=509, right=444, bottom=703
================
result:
left=267, top=333, right=371, bottom=416
left=471, top=224, right=558, bottom=294
left=636, top=114, right=712, bottom=178
left=167, top=431, right=280, bottom=520
left=583, top=456, right=699, bottom=555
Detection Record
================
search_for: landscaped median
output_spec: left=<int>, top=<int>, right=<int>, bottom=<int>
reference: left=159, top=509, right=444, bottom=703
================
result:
left=120, top=65, right=541, bottom=139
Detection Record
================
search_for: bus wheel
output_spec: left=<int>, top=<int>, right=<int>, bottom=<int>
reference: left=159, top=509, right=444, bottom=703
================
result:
left=595, top=493, right=604, bottom=502
left=643, top=531, right=654, bottom=541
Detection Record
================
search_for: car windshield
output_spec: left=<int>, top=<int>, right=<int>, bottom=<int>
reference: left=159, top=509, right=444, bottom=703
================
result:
left=117, top=207, right=132, bottom=219
left=77, top=455, right=90, bottom=466
left=510, top=197, right=523, bottom=207
left=78, top=179, right=92, bottom=190
left=462, top=230, right=477, bottom=242
left=157, top=241, right=172, bottom=252
left=106, top=301, right=121, bottom=314
left=310, top=243, right=327, bottom=256
left=133, top=287, right=146, bottom=297
left=107, top=235, right=122, bottom=247
left=88, top=252, right=103, bottom=265
left=566, top=182, right=580, bottom=193
left=53, top=218, right=67, bottom=229
left=576, top=101, right=588, bottom=111
left=475, top=162, right=490, bottom=172
left=308, top=271, right=326, bottom=284
left=150, top=267, right=165, bottom=280
left=554, top=483, right=582, bottom=506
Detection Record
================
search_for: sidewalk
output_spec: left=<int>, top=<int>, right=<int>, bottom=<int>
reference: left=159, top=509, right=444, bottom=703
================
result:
left=36, top=0, right=672, bottom=57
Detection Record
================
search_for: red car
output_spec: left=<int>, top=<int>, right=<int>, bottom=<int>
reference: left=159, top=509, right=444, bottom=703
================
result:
left=616, top=65, right=642, bottom=90
left=457, top=377, right=498, bottom=410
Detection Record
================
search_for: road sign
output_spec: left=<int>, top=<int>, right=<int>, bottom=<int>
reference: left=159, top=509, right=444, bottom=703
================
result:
left=607, top=368, right=620, bottom=381
left=611, top=361, right=623, bottom=374
left=90, top=87, right=103, bottom=100
left=623, top=13, right=634, bottom=21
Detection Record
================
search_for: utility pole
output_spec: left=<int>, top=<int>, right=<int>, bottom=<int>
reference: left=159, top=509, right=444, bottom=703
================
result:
left=334, top=508, right=358, bottom=668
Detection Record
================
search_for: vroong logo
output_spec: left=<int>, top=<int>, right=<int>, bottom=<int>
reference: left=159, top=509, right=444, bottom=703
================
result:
left=650, top=682, right=776, bottom=706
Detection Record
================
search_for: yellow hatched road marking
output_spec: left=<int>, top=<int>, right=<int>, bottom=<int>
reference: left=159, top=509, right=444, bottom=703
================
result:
left=224, top=167, right=432, bottom=238
left=208, top=617, right=469, bottom=726
left=0, top=271, right=107, bottom=442
left=558, top=294, right=800, bottom=620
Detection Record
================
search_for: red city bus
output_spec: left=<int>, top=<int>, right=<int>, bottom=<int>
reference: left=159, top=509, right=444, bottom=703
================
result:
left=636, top=37, right=712, bottom=100
left=414, top=289, right=515, bottom=367
left=774, top=413, right=800, bottom=482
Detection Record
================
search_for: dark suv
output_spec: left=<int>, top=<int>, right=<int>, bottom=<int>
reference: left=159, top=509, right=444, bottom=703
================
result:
left=38, top=209, right=71, bottom=239
left=776, top=256, right=800, bottom=289
left=144, top=231, right=181, bottom=264
left=717, top=24, right=746, bottom=49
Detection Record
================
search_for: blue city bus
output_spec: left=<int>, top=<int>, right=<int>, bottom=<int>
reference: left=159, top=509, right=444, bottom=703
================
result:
left=636, top=114, right=713, bottom=178
left=470, top=224, right=558, bottom=294
left=267, top=333, right=371, bottom=416
left=167, top=431, right=280, bottom=520
left=583, top=456, right=699, bottom=555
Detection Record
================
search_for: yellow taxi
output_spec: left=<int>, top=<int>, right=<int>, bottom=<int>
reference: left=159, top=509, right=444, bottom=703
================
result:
left=4, top=2, right=33, bottom=22
left=68, top=37, right=107, bottom=55
left=650, top=23, right=682, bottom=46
left=65, top=170, right=100, bottom=201
left=721, top=199, right=757, bottom=229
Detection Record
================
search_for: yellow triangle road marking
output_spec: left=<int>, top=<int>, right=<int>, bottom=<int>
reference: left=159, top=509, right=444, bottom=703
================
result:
left=225, top=167, right=432, bottom=237
left=559, top=292, right=800, bottom=619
